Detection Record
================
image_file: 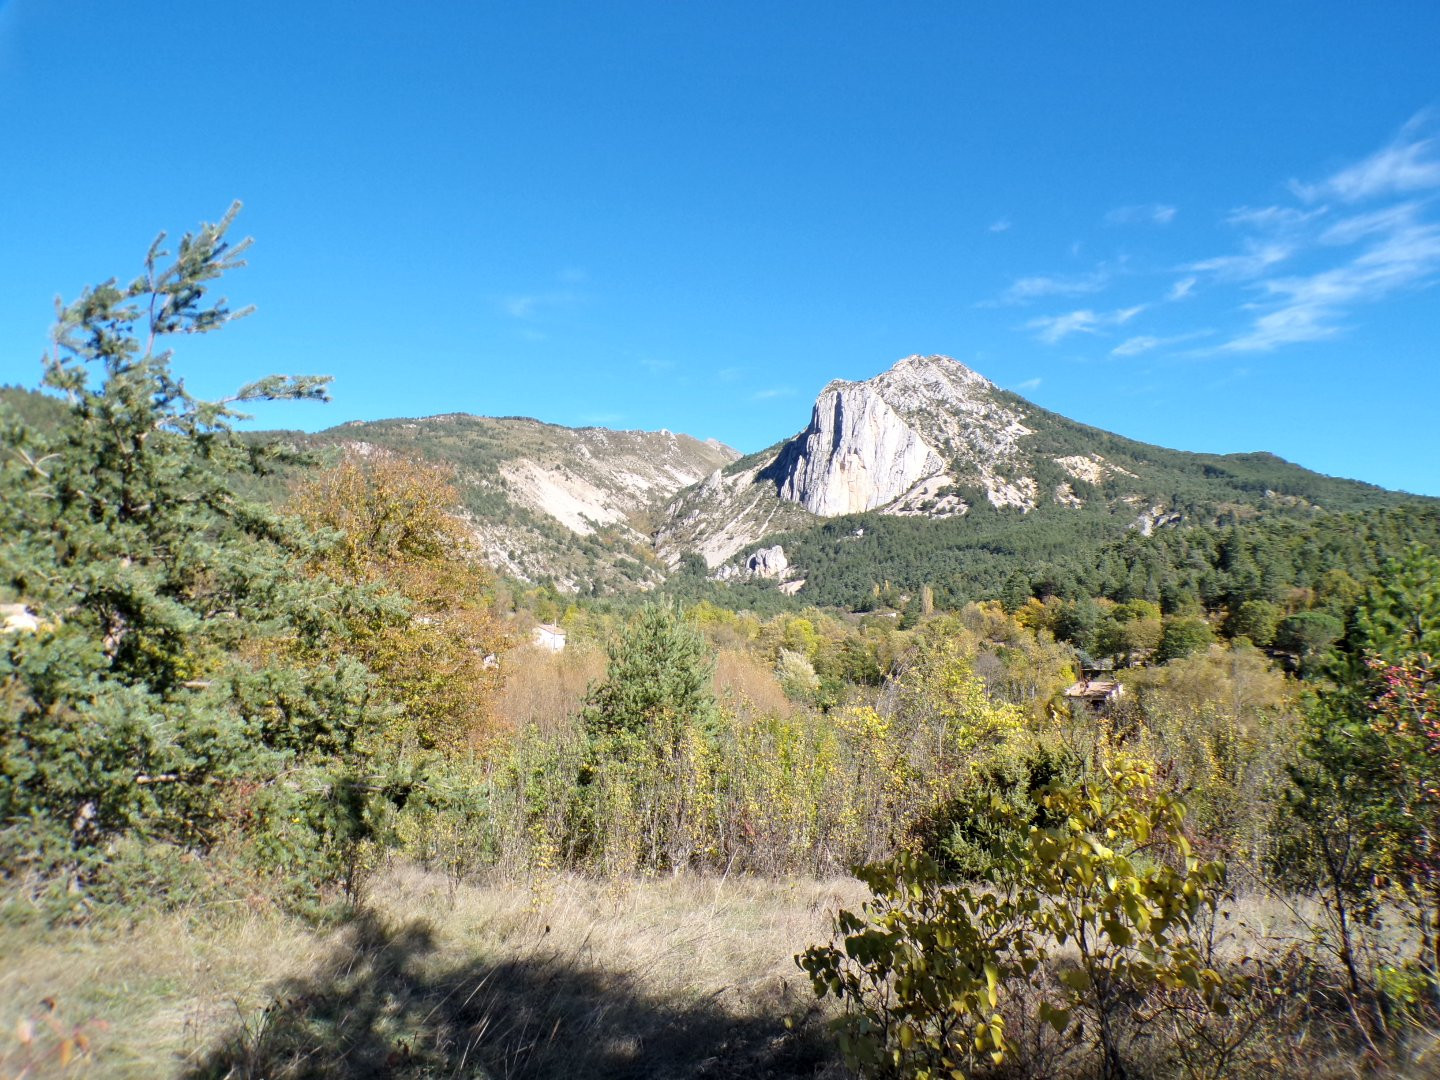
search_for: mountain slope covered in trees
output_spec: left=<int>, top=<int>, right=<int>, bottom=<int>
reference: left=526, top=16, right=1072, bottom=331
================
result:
left=654, top=356, right=1438, bottom=611
left=8, top=349, right=1435, bottom=614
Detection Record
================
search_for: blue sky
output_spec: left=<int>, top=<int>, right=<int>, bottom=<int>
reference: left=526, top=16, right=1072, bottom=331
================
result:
left=2, top=1, right=1439, bottom=494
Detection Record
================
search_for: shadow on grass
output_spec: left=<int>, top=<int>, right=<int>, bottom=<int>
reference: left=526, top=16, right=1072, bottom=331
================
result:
left=185, top=908, right=843, bottom=1079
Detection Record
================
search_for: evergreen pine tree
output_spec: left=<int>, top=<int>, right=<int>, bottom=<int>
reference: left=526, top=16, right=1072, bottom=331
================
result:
left=0, top=205, right=379, bottom=877
left=581, top=602, right=718, bottom=760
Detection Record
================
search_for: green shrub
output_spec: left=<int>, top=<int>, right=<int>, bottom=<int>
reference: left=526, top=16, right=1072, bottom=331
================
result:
left=800, top=756, right=1226, bottom=1079
left=909, top=734, right=1083, bottom=878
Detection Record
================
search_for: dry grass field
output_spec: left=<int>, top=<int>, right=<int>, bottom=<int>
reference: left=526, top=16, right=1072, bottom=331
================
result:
left=1, top=867, right=864, bottom=1078
left=4, top=866, right=1437, bottom=1078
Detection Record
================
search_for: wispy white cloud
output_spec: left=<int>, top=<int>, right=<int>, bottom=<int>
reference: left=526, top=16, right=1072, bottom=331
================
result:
left=996, top=268, right=1110, bottom=304
left=1218, top=283, right=1343, bottom=351
left=1184, top=241, right=1293, bottom=281
left=638, top=356, right=675, bottom=373
left=989, top=218, right=1012, bottom=233
left=1291, top=114, right=1440, bottom=203
left=1105, top=203, right=1177, bottom=226
left=995, top=116, right=1440, bottom=362
left=1111, top=330, right=1212, bottom=357
left=1319, top=201, right=1424, bottom=246
left=751, top=387, right=793, bottom=401
left=716, top=366, right=744, bottom=382
left=1219, top=214, right=1440, bottom=351
left=1013, top=377, right=1042, bottom=390
left=1111, top=335, right=1162, bottom=357
left=1225, top=205, right=1327, bottom=232
left=1028, top=310, right=1099, bottom=343
left=1193, top=122, right=1440, bottom=352
left=1167, top=276, right=1197, bottom=301
left=1028, top=305, right=1145, bottom=344
left=500, top=290, right=581, bottom=319
left=1353, top=216, right=1440, bottom=272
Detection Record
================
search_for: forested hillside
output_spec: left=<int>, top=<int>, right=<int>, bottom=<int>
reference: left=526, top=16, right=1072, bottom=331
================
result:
left=724, top=500, right=1440, bottom=612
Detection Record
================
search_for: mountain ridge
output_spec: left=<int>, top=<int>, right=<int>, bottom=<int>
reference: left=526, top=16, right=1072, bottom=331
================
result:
left=287, top=411, right=740, bottom=591
left=652, top=354, right=1424, bottom=587
left=5, top=360, right=1432, bottom=607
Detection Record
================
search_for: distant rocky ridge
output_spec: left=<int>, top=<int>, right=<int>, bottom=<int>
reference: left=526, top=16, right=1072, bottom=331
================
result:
left=304, top=413, right=738, bottom=591
left=652, top=354, right=1417, bottom=583
left=490, top=422, right=735, bottom=539
left=228, top=354, right=1424, bottom=596
left=5, top=368, right=1429, bottom=602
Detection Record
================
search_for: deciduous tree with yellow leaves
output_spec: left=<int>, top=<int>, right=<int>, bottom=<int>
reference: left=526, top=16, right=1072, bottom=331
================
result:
left=288, top=453, right=510, bottom=754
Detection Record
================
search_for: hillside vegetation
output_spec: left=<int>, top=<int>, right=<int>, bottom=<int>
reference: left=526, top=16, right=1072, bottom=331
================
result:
left=3, top=210, right=1439, bottom=1078
left=303, top=412, right=736, bottom=590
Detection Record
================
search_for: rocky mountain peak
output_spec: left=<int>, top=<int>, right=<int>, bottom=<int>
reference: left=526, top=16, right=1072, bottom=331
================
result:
left=639, top=351, right=1427, bottom=590
left=770, top=354, right=1033, bottom=518
left=817, top=354, right=992, bottom=400
left=883, top=352, right=992, bottom=387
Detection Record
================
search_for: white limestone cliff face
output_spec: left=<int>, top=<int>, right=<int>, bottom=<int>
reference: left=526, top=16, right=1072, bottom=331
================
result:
left=772, top=355, right=1036, bottom=516
left=776, top=383, right=946, bottom=515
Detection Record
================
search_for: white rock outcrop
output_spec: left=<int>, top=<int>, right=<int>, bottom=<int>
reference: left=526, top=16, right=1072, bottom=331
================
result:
left=776, top=384, right=946, bottom=515
left=657, top=465, right=812, bottom=568
left=1, top=604, right=39, bottom=634
left=1126, top=501, right=1183, bottom=536
left=713, top=543, right=793, bottom=583
left=772, top=355, right=1036, bottom=516
left=744, top=544, right=790, bottom=580
left=1055, top=454, right=1106, bottom=485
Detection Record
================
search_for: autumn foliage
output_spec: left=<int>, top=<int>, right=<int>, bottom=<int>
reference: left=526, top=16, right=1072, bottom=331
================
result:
left=288, top=454, right=511, bottom=753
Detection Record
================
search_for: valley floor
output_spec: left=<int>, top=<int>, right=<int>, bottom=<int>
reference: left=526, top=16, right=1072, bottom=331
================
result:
left=1, top=866, right=863, bottom=1079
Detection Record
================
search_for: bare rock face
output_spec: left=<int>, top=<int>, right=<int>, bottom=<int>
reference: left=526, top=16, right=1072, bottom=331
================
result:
left=656, top=464, right=812, bottom=568
left=496, top=425, right=737, bottom=538
left=744, top=544, right=790, bottom=579
left=712, top=543, right=792, bottom=583
left=318, top=414, right=738, bottom=591
left=771, top=355, right=1035, bottom=516
left=776, top=381, right=945, bottom=515
left=1126, top=501, right=1183, bottom=537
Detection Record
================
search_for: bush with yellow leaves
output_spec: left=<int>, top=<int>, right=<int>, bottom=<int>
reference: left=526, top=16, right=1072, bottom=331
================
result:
left=798, top=756, right=1227, bottom=1079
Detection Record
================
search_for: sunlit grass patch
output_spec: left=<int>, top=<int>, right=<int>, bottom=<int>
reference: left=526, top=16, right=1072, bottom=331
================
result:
left=2, top=865, right=863, bottom=1078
